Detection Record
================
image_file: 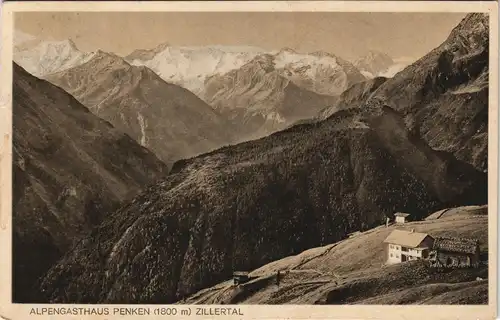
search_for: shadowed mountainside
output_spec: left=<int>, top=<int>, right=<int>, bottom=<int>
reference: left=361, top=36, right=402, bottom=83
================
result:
left=314, top=13, right=488, bottom=173
left=366, top=13, right=488, bottom=172
left=311, top=13, right=488, bottom=172
left=12, top=63, right=169, bottom=302
left=37, top=103, right=486, bottom=303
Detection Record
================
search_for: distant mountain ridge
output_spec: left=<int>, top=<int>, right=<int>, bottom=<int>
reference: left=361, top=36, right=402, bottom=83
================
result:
left=14, top=38, right=97, bottom=77
left=14, top=34, right=408, bottom=100
left=125, top=42, right=171, bottom=62
left=203, top=54, right=340, bottom=140
left=125, top=44, right=366, bottom=139
left=272, top=47, right=366, bottom=96
left=45, top=51, right=236, bottom=166
left=126, top=44, right=366, bottom=98
left=354, top=51, right=398, bottom=78
left=125, top=45, right=267, bottom=97
left=42, top=44, right=362, bottom=146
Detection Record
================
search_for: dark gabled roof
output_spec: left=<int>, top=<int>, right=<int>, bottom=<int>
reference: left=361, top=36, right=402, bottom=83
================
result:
left=432, top=236, right=479, bottom=254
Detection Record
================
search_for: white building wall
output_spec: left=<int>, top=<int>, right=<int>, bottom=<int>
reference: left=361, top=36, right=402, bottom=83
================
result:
left=387, top=244, right=426, bottom=264
left=387, top=244, right=402, bottom=264
left=395, top=216, right=406, bottom=223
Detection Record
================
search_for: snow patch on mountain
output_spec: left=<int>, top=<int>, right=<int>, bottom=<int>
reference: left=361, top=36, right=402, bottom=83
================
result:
left=377, top=63, right=407, bottom=78
left=361, top=63, right=408, bottom=79
left=353, top=51, right=410, bottom=79
left=14, top=39, right=96, bottom=77
left=274, top=50, right=340, bottom=70
left=265, top=111, right=287, bottom=124
left=129, top=45, right=366, bottom=97
left=127, top=46, right=264, bottom=95
left=361, top=70, right=375, bottom=79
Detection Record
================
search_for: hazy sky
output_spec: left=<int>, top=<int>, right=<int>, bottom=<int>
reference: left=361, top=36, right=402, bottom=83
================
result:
left=15, top=12, right=467, bottom=61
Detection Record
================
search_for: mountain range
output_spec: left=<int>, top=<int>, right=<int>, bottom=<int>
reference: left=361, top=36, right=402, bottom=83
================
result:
left=203, top=54, right=340, bottom=139
left=125, top=45, right=369, bottom=98
left=125, top=45, right=368, bottom=137
left=125, top=45, right=266, bottom=97
left=44, top=51, right=235, bottom=166
left=14, top=35, right=407, bottom=144
left=15, top=36, right=403, bottom=101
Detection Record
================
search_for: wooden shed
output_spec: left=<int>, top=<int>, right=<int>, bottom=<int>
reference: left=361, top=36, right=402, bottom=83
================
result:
left=429, top=236, right=480, bottom=268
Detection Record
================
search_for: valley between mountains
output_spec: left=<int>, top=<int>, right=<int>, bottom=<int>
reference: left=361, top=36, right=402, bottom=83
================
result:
left=12, top=13, right=489, bottom=304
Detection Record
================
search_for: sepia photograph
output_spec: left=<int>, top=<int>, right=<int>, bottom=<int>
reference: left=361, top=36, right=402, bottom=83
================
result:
left=0, top=1, right=498, bottom=319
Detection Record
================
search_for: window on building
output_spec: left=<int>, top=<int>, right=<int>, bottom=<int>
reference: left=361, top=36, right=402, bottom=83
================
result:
left=401, top=247, right=408, bottom=252
left=390, top=253, right=393, bottom=257
left=396, top=255, right=399, bottom=258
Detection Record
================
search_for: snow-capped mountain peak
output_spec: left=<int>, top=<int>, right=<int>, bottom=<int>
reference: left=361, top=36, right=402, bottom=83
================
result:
left=125, top=42, right=171, bottom=62
left=125, top=43, right=369, bottom=98
left=354, top=50, right=410, bottom=79
left=126, top=45, right=265, bottom=96
left=278, top=47, right=298, bottom=54
left=274, top=50, right=339, bottom=69
left=14, top=38, right=97, bottom=77
left=15, top=37, right=368, bottom=100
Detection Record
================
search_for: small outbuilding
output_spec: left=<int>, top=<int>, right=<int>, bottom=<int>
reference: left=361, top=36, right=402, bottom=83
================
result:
left=429, top=236, right=480, bottom=268
left=233, top=271, right=250, bottom=285
left=394, top=212, right=411, bottom=224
